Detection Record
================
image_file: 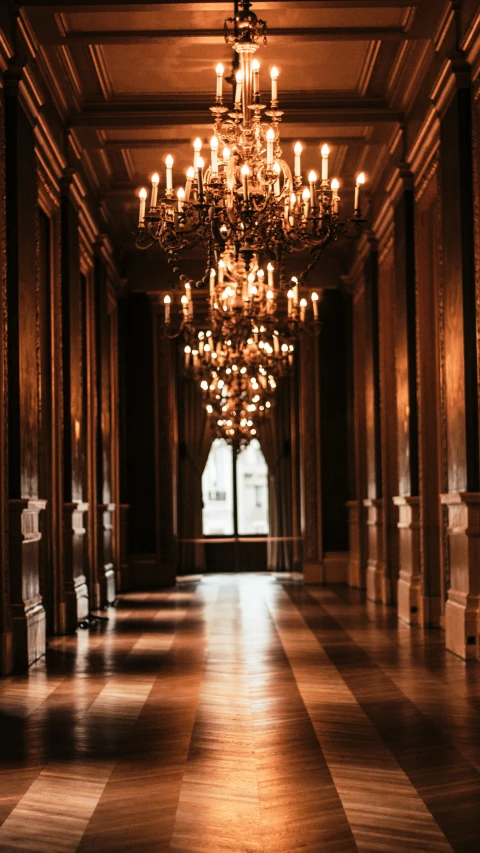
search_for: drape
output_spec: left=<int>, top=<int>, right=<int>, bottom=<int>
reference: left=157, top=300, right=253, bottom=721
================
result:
left=259, top=377, right=294, bottom=572
left=177, top=376, right=215, bottom=573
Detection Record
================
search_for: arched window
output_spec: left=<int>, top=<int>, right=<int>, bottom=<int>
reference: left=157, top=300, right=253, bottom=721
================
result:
left=202, top=438, right=269, bottom=536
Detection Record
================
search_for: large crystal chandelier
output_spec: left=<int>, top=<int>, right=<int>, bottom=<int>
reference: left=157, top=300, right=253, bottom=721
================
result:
left=135, top=0, right=367, bottom=285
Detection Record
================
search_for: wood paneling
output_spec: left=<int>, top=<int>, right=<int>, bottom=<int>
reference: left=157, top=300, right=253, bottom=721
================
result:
left=415, top=164, right=444, bottom=626
left=440, top=90, right=478, bottom=493
left=378, top=234, right=399, bottom=604
left=4, top=74, right=46, bottom=668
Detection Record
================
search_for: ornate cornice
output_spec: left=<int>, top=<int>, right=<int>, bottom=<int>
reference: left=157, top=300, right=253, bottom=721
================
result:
left=430, top=50, right=471, bottom=120
left=409, top=106, right=441, bottom=194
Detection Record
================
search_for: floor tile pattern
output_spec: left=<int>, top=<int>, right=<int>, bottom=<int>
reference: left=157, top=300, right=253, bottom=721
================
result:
left=0, top=575, right=479, bottom=852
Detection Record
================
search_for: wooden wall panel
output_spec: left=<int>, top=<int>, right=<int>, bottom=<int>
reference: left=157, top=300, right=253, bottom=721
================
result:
left=378, top=236, right=399, bottom=604
left=94, top=249, right=116, bottom=605
left=440, top=93, right=478, bottom=493
left=415, top=164, right=444, bottom=627
left=5, top=87, right=39, bottom=500
left=0, top=77, right=11, bottom=674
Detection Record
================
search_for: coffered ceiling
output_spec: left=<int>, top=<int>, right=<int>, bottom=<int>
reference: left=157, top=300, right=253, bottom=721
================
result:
left=22, top=1, right=447, bottom=250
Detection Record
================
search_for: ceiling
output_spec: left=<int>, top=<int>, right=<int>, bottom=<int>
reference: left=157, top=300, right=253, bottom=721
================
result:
left=22, top=1, right=447, bottom=253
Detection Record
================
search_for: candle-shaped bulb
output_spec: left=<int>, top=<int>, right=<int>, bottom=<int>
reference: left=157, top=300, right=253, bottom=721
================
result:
left=290, top=192, right=296, bottom=208
left=321, top=143, right=330, bottom=181
left=163, top=293, right=171, bottom=323
left=187, top=166, right=195, bottom=179
left=177, top=185, right=185, bottom=213
left=150, top=172, right=159, bottom=207
left=267, top=261, right=274, bottom=288
left=355, top=172, right=365, bottom=211
left=267, top=289, right=274, bottom=299
left=270, top=66, right=279, bottom=103
left=165, top=154, right=173, bottom=191
left=210, top=136, right=219, bottom=174
left=138, top=187, right=147, bottom=225
left=216, top=62, right=224, bottom=99
left=252, top=58, right=260, bottom=95
left=235, top=69, right=243, bottom=106
left=266, top=127, right=275, bottom=166
left=223, top=146, right=231, bottom=161
left=302, top=188, right=310, bottom=200
left=197, top=157, right=204, bottom=170
left=311, top=291, right=319, bottom=302
left=294, top=141, right=302, bottom=178
left=241, top=162, right=250, bottom=200
left=300, top=298, right=307, bottom=308
left=308, top=170, right=317, bottom=183
left=331, top=177, right=340, bottom=214
left=193, top=137, right=202, bottom=169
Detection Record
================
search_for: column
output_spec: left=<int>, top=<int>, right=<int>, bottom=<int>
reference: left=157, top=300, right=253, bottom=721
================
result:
left=299, top=333, right=323, bottom=582
left=0, top=84, right=11, bottom=673
left=93, top=239, right=116, bottom=606
left=347, top=273, right=368, bottom=588
left=4, top=65, right=46, bottom=667
left=435, top=59, right=480, bottom=658
left=60, top=170, right=89, bottom=629
left=391, top=168, right=422, bottom=623
left=152, top=299, right=178, bottom=586
left=362, top=239, right=385, bottom=602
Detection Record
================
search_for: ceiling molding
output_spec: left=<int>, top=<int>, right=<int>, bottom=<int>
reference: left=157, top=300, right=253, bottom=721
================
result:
left=41, top=26, right=417, bottom=46
left=71, top=98, right=402, bottom=128
left=88, top=43, right=112, bottom=99
left=357, top=40, right=381, bottom=96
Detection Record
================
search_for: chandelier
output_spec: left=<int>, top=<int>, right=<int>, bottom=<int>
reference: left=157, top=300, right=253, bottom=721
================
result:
left=180, top=312, right=291, bottom=447
left=135, top=0, right=367, bottom=286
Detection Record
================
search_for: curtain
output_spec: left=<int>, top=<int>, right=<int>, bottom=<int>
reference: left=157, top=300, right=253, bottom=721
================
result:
left=259, top=377, right=294, bottom=572
left=177, top=376, right=215, bottom=573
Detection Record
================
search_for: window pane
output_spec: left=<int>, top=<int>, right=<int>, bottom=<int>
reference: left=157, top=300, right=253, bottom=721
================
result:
left=236, top=439, right=269, bottom=535
left=202, top=439, right=235, bottom=535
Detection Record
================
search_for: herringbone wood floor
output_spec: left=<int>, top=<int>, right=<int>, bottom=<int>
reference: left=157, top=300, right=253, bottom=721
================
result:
left=1, top=574, right=479, bottom=852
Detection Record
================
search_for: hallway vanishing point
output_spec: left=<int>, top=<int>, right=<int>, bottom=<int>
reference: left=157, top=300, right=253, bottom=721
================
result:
left=0, top=574, right=479, bottom=853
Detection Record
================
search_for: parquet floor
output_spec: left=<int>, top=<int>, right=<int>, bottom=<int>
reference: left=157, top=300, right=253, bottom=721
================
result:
left=1, top=575, right=480, bottom=853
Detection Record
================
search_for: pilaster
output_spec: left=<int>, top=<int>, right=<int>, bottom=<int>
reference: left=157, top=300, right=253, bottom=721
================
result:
left=364, top=498, right=384, bottom=602
left=9, top=499, right=47, bottom=667
left=441, top=493, right=480, bottom=660
left=299, top=333, right=324, bottom=583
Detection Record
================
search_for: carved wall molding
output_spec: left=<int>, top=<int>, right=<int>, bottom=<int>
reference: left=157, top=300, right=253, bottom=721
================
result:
left=462, top=9, right=480, bottom=77
left=415, top=154, right=439, bottom=203
left=409, top=106, right=441, bottom=195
